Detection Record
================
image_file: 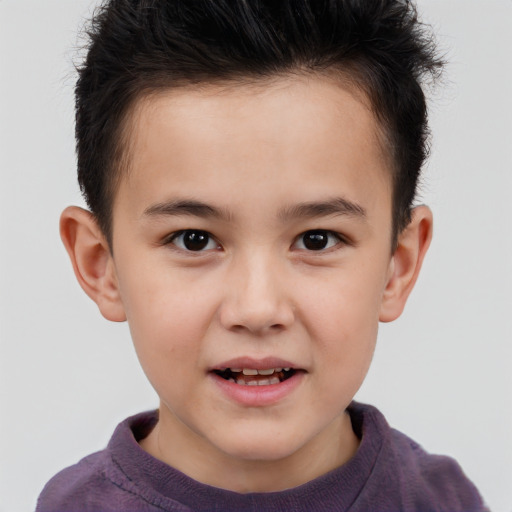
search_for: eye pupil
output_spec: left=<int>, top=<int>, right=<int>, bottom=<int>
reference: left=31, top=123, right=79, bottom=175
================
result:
left=183, top=230, right=210, bottom=251
left=303, top=231, right=328, bottom=250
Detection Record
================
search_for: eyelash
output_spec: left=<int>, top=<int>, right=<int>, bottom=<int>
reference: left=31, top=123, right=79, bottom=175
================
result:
left=163, top=229, right=348, bottom=253
left=292, top=230, right=346, bottom=251
left=165, top=230, right=220, bottom=252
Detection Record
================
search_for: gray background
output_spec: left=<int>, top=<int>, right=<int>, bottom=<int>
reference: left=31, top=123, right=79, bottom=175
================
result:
left=1, top=1, right=511, bottom=510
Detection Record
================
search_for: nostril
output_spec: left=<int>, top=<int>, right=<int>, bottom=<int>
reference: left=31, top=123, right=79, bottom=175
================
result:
left=229, top=322, right=286, bottom=335
left=218, top=282, right=295, bottom=333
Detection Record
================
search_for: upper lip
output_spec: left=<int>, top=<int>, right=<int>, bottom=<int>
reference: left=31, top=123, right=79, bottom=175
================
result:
left=210, top=356, right=301, bottom=372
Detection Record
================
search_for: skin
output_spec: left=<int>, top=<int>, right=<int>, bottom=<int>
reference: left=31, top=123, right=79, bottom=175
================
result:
left=61, top=75, right=432, bottom=493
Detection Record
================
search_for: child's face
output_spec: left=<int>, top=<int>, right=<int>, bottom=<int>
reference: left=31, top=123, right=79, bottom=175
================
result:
left=109, top=76, right=397, bottom=480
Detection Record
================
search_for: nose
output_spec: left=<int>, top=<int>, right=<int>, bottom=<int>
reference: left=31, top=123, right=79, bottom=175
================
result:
left=218, top=252, right=295, bottom=335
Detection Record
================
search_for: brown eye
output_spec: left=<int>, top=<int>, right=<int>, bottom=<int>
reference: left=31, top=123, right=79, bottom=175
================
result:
left=171, top=230, right=218, bottom=251
left=295, top=230, right=341, bottom=251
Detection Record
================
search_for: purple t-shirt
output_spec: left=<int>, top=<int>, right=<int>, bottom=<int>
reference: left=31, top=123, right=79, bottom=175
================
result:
left=36, top=402, right=486, bottom=511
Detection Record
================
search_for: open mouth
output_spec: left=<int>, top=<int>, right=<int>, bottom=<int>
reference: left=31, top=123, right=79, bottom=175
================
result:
left=213, top=367, right=297, bottom=386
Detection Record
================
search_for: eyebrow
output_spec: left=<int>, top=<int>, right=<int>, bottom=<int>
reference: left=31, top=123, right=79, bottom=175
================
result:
left=143, top=199, right=231, bottom=220
left=142, top=196, right=366, bottom=222
left=278, top=197, right=367, bottom=221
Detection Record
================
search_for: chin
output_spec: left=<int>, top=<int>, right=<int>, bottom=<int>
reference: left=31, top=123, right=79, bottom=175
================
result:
left=213, top=427, right=307, bottom=463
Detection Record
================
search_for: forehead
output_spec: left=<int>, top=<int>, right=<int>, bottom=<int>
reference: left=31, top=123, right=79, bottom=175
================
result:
left=115, top=75, right=392, bottom=222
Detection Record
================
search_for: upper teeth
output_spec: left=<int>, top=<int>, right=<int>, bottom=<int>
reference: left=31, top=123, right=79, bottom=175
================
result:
left=231, top=368, right=288, bottom=375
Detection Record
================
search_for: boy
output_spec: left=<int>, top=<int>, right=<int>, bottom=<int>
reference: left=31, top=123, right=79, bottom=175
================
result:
left=36, top=0, right=486, bottom=510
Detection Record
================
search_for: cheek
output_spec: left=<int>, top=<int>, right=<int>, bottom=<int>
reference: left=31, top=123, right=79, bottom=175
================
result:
left=118, top=269, right=220, bottom=375
left=306, top=290, right=378, bottom=409
left=298, top=266, right=383, bottom=374
left=302, top=264, right=384, bottom=334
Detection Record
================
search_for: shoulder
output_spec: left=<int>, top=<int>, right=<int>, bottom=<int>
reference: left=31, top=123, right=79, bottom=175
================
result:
left=348, top=402, right=488, bottom=512
left=35, top=411, right=171, bottom=512
left=388, top=427, right=486, bottom=510
left=36, top=450, right=121, bottom=511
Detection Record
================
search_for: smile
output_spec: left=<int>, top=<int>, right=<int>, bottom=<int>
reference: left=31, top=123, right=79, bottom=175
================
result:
left=213, top=368, right=296, bottom=386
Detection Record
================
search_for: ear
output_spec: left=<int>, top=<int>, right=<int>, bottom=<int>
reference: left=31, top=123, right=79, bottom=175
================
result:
left=379, top=206, right=433, bottom=322
left=60, top=206, right=126, bottom=322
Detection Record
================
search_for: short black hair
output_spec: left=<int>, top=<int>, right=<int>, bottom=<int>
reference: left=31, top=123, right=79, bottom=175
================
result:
left=75, top=0, right=443, bottom=247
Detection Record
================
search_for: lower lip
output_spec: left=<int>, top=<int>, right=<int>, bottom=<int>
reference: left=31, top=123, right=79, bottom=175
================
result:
left=210, top=371, right=304, bottom=407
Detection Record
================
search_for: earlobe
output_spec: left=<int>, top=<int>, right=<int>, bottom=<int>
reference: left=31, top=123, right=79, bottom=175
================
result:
left=60, top=206, right=126, bottom=322
left=379, top=206, right=433, bottom=323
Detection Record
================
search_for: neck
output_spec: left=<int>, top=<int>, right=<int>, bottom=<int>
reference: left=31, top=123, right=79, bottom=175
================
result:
left=139, top=406, right=360, bottom=493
